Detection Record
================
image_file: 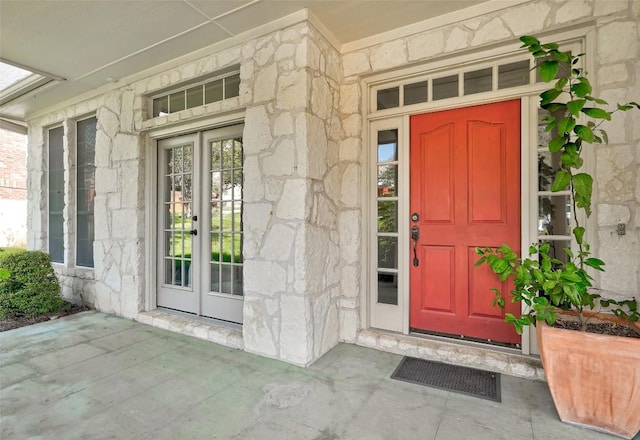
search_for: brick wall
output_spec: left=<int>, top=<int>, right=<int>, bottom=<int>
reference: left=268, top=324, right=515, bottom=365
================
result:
left=0, top=127, right=27, bottom=200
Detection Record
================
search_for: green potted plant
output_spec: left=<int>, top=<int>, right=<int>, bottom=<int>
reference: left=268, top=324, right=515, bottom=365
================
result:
left=476, top=35, right=640, bottom=439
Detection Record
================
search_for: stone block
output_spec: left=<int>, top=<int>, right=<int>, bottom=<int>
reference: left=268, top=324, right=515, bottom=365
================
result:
left=597, top=21, right=638, bottom=63
left=594, top=0, right=628, bottom=16
left=444, top=27, right=470, bottom=53
left=371, top=40, right=407, bottom=71
left=242, top=296, right=278, bottom=357
left=470, top=18, right=511, bottom=46
left=244, top=260, right=286, bottom=295
left=339, top=138, right=361, bottom=162
left=277, top=69, right=309, bottom=110
left=339, top=83, right=360, bottom=114
left=243, top=106, right=273, bottom=155
left=596, top=145, right=634, bottom=202
left=95, top=168, right=119, bottom=194
left=273, top=113, right=294, bottom=136
left=343, top=52, right=370, bottom=77
left=263, top=138, right=295, bottom=177
left=311, top=77, right=333, bottom=120
left=112, top=134, right=140, bottom=162
left=279, top=294, right=312, bottom=364
left=408, top=30, right=445, bottom=61
left=597, top=204, right=631, bottom=226
left=243, top=203, right=272, bottom=258
left=342, top=114, right=361, bottom=138
left=341, top=163, right=360, bottom=208
left=341, top=265, right=359, bottom=298
left=555, top=0, right=592, bottom=23
left=260, top=223, right=295, bottom=261
left=254, top=63, right=278, bottom=103
left=502, top=2, right=550, bottom=36
left=277, top=179, right=310, bottom=220
left=243, top=156, right=265, bottom=203
left=598, top=64, right=629, bottom=85
left=339, top=210, right=361, bottom=265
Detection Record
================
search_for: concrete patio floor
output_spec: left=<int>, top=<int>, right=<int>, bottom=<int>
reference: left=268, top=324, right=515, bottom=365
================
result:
left=0, top=311, right=626, bottom=440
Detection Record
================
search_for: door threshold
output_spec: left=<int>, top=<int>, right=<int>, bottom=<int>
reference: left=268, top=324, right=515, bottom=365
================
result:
left=137, top=308, right=243, bottom=350
left=356, top=328, right=544, bottom=381
left=409, top=328, right=520, bottom=350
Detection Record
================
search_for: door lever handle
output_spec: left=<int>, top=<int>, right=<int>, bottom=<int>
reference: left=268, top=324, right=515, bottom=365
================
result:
left=189, top=229, right=198, bottom=236
left=411, top=225, right=419, bottom=267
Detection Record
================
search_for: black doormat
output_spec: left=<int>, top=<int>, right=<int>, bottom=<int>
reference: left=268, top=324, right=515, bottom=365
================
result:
left=391, top=357, right=501, bottom=402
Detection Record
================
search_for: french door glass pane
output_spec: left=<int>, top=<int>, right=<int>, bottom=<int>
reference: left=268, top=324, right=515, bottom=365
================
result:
left=209, top=136, right=243, bottom=296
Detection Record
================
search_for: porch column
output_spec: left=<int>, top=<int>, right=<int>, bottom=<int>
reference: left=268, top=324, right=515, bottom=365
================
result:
left=241, top=22, right=343, bottom=365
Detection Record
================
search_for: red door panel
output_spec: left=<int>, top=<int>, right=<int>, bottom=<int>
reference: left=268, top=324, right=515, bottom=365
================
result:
left=409, top=100, right=521, bottom=344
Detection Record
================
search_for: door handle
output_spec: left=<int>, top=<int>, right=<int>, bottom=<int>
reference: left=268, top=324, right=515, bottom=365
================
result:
left=411, top=226, right=419, bottom=267
left=189, top=229, right=198, bottom=236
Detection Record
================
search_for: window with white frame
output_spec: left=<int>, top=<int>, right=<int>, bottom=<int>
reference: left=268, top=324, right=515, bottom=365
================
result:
left=76, top=116, right=97, bottom=267
left=48, top=126, right=64, bottom=263
left=151, top=71, right=240, bottom=118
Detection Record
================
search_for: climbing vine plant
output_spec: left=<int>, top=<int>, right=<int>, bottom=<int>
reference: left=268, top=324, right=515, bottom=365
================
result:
left=475, top=35, right=639, bottom=334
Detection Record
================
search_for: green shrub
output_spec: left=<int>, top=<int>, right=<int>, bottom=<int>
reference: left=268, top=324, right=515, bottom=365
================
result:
left=0, top=250, right=64, bottom=319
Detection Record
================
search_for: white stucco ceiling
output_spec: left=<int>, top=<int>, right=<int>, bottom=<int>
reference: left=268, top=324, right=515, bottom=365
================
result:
left=0, top=0, right=493, bottom=121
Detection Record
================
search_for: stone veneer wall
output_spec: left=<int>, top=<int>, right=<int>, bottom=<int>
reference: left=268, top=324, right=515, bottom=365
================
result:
left=336, top=0, right=640, bottom=347
left=239, top=23, right=344, bottom=365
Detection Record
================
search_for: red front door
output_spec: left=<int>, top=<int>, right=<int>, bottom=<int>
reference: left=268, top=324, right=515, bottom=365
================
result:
left=409, top=100, right=521, bottom=344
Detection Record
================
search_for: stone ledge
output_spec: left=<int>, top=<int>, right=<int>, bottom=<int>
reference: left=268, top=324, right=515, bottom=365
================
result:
left=356, top=329, right=545, bottom=381
left=136, top=310, right=244, bottom=350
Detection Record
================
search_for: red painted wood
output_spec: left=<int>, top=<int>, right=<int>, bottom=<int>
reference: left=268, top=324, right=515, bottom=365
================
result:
left=409, top=100, right=521, bottom=344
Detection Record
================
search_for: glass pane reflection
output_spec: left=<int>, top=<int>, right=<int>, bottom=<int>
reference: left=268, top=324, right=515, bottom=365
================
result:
left=378, top=237, right=398, bottom=269
left=538, top=195, right=571, bottom=236
left=378, top=272, right=398, bottom=305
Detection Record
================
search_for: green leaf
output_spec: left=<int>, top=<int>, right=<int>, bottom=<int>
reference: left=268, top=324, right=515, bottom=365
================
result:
left=585, top=95, right=608, bottom=105
left=539, top=60, right=559, bottom=82
left=571, top=77, right=592, bottom=97
left=541, top=103, right=567, bottom=112
left=573, top=226, right=585, bottom=245
left=490, top=259, right=509, bottom=275
left=573, top=173, right=593, bottom=216
left=561, top=148, right=583, bottom=168
left=581, top=107, right=611, bottom=120
left=599, top=129, right=609, bottom=144
left=540, top=88, right=562, bottom=105
left=557, top=116, right=576, bottom=134
left=584, top=258, right=605, bottom=271
left=554, top=77, right=568, bottom=91
left=548, top=136, right=566, bottom=153
left=574, top=125, right=596, bottom=143
left=541, top=42, right=559, bottom=50
left=520, top=35, right=539, bottom=46
left=551, top=170, right=571, bottom=192
left=617, top=103, right=633, bottom=111
left=566, top=99, right=586, bottom=116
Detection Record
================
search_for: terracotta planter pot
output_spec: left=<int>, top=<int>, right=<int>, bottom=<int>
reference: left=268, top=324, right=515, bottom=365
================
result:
left=536, top=320, right=640, bottom=439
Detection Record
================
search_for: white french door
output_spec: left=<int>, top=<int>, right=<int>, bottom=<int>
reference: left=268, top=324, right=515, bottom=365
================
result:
left=156, top=125, right=244, bottom=323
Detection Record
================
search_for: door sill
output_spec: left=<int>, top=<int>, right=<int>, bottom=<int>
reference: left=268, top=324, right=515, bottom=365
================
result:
left=137, top=308, right=243, bottom=349
left=410, top=328, right=520, bottom=350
